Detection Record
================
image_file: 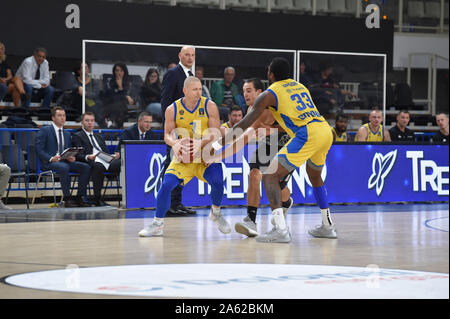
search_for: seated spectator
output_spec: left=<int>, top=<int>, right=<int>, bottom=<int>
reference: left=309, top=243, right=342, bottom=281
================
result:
left=299, top=61, right=313, bottom=89
left=210, top=66, right=243, bottom=122
left=221, top=105, right=243, bottom=131
left=168, top=62, right=177, bottom=70
left=15, top=47, right=54, bottom=108
left=70, top=62, right=102, bottom=123
left=195, top=66, right=211, bottom=100
left=140, top=68, right=162, bottom=121
left=1, top=42, right=27, bottom=107
left=434, top=113, right=449, bottom=143
left=100, top=63, right=135, bottom=128
left=331, top=112, right=351, bottom=142
left=389, top=110, right=415, bottom=142
left=0, top=163, right=12, bottom=210
left=0, top=42, right=16, bottom=106
left=72, top=112, right=121, bottom=207
left=355, top=108, right=391, bottom=142
left=35, top=107, right=91, bottom=207
left=116, top=111, right=159, bottom=152
left=309, top=62, right=357, bottom=114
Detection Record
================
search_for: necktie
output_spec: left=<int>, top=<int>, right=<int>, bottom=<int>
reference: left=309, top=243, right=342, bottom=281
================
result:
left=140, top=133, right=145, bottom=141
left=90, top=134, right=101, bottom=151
left=188, top=70, right=194, bottom=77
left=35, top=66, right=40, bottom=80
left=58, top=129, right=64, bottom=154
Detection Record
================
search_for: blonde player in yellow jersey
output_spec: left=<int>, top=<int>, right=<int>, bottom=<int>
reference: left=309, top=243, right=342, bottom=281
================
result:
left=355, top=109, right=391, bottom=142
left=138, top=76, right=231, bottom=237
left=331, top=112, right=350, bottom=142
left=212, top=57, right=337, bottom=243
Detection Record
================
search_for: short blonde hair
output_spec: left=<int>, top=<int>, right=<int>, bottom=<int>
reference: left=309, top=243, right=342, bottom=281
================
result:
left=183, top=76, right=201, bottom=88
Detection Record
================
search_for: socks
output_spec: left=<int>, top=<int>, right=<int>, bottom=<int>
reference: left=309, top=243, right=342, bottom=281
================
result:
left=272, top=208, right=287, bottom=229
left=211, top=205, right=221, bottom=216
left=247, top=206, right=257, bottom=223
left=153, top=217, right=164, bottom=225
left=313, top=186, right=333, bottom=226
left=320, top=208, right=333, bottom=226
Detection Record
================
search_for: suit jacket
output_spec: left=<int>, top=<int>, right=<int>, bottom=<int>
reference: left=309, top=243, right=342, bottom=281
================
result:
left=116, top=123, right=159, bottom=152
left=72, top=130, right=109, bottom=163
left=161, top=64, right=187, bottom=121
left=35, top=125, right=72, bottom=169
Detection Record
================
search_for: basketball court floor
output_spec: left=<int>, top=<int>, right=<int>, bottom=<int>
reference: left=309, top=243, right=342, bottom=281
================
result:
left=0, top=203, right=448, bottom=299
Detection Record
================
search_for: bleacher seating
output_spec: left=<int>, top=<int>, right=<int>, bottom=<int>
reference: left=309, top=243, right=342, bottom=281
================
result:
left=407, top=1, right=425, bottom=18
left=192, top=0, right=220, bottom=6
left=274, top=0, right=295, bottom=11
left=424, top=1, right=441, bottom=19
left=329, top=0, right=346, bottom=14
left=231, top=0, right=261, bottom=9
left=315, top=0, right=328, bottom=13
left=445, top=1, right=449, bottom=19
left=293, top=0, right=312, bottom=12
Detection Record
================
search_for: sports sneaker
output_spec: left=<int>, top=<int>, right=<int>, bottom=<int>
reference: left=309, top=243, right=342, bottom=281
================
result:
left=255, top=226, right=291, bottom=243
left=235, top=216, right=258, bottom=237
left=271, top=198, right=294, bottom=226
left=209, top=210, right=231, bottom=234
left=308, top=223, right=338, bottom=239
left=138, top=220, right=164, bottom=237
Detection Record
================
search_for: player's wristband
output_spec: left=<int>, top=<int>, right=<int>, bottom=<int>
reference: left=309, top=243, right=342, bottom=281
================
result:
left=212, top=140, right=223, bottom=151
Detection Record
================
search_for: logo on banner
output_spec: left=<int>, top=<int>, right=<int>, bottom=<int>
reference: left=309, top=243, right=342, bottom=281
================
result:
left=144, top=153, right=166, bottom=197
left=406, top=151, right=449, bottom=196
left=368, top=150, right=397, bottom=196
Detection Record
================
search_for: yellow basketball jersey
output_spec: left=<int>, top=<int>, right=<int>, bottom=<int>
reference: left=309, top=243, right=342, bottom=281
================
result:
left=173, top=96, right=210, bottom=139
left=331, top=127, right=349, bottom=142
left=221, top=122, right=232, bottom=129
left=266, top=79, right=326, bottom=138
left=363, top=123, right=384, bottom=142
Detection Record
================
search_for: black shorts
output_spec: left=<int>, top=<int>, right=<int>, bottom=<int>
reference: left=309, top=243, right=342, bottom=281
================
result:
left=249, top=133, right=290, bottom=171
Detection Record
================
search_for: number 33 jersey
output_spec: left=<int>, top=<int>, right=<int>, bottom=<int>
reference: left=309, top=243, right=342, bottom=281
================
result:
left=266, top=79, right=327, bottom=138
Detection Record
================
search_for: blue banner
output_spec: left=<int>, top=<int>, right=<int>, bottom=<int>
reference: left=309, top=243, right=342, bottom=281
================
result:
left=124, top=143, right=449, bottom=209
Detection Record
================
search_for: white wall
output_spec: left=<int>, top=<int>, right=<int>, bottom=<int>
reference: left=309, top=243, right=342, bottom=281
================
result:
left=393, top=33, right=449, bottom=69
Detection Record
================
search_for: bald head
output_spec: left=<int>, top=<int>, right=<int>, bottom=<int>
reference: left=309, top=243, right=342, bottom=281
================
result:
left=179, top=46, right=195, bottom=69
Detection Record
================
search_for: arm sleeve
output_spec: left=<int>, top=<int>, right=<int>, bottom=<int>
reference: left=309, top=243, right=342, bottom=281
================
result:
left=19, top=60, right=41, bottom=89
left=160, top=70, right=176, bottom=111
left=35, top=129, right=52, bottom=163
left=40, top=61, right=50, bottom=86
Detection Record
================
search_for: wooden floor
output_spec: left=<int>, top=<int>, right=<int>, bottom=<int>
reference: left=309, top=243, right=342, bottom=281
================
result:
left=0, top=203, right=448, bottom=298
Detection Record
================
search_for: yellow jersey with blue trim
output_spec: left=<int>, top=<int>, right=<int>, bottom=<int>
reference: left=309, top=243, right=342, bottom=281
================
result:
left=331, top=127, right=349, bottom=142
left=266, top=79, right=326, bottom=138
left=221, top=122, right=232, bottom=129
left=363, top=123, right=384, bottom=142
left=173, top=96, right=210, bottom=139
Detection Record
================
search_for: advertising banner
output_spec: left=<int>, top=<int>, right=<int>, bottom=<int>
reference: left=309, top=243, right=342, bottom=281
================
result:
left=124, top=143, right=449, bottom=209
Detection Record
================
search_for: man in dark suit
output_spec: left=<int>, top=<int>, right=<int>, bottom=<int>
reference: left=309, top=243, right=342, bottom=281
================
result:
left=116, top=111, right=159, bottom=152
left=160, top=46, right=197, bottom=216
left=72, top=112, right=121, bottom=207
left=35, top=106, right=91, bottom=207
